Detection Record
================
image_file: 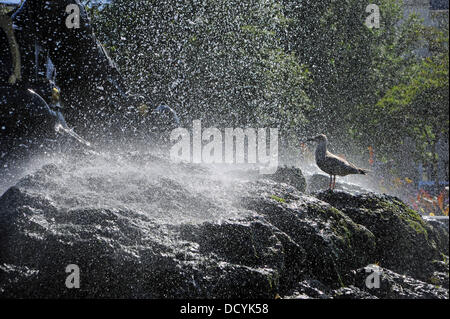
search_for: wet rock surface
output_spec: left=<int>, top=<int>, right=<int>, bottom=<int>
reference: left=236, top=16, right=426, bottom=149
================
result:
left=0, top=153, right=448, bottom=298
left=316, top=191, right=449, bottom=283
left=306, top=173, right=369, bottom=195
left=343, top=266, right=449, bottom=299
left=265, top=166, right=306, bottom=193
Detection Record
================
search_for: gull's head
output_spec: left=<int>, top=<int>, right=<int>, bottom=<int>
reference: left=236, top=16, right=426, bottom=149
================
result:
left=306, top=134, right=328, bottom=144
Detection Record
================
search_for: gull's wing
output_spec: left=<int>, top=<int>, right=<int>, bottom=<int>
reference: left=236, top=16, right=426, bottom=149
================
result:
left=325, top=152, right=362, bottom=176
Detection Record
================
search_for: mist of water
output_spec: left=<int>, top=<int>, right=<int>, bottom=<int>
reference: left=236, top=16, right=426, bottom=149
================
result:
left=3, top=142, right=263, bottom=226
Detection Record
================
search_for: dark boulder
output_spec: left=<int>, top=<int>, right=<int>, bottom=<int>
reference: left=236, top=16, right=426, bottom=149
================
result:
left=222, top=166, right=307, bottom=193
left=422, top=216, right=449, bottom=256
left=0, top=153, right=448, bottom=298
left=316, top=191, right=448, bottom=283
left=240, top=181, right=376, bottom=289
left=343, top=266, right=448, bottom=299
left=285, top=264, right=449, bottom=299
left=265, top=166, right=306, bottom=193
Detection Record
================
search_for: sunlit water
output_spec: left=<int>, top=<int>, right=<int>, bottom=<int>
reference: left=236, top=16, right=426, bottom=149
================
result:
left=0, top=138, right=429, bottom=227
left=1, top=144, right=260, bottom=225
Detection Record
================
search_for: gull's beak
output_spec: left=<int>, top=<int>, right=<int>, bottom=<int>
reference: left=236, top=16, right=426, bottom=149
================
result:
left=305, top=137, right=316, bottom=143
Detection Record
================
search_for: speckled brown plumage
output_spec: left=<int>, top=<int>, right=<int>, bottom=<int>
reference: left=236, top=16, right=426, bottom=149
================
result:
left=307, top=134, right=368, bottom=190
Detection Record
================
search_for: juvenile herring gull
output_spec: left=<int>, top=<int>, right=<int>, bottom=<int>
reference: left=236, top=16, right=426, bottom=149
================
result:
left=306, top=134, right=368, bottom=190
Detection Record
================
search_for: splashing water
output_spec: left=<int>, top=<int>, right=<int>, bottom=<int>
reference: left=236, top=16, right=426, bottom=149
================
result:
left=9, top=146, right=256, bottom=226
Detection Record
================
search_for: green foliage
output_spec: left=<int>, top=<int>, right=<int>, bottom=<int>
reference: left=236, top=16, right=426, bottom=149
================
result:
left=90, top=0, right=312, bottom=141
left=375, top=20, right=449, bottom=174
left=88, top=0, right=448, bottom=173
left=281, top=0, right=425, bottom=139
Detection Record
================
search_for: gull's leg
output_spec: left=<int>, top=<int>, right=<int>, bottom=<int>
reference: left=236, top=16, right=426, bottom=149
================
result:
left=329, top=175, right=332, bottom=190
left=332, top=175, right=336, bottom=190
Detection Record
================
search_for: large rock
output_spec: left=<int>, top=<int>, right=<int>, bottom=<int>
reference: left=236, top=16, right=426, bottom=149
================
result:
left=342, top=266, right=448, bottom=299
left=239, top=181, right=376, bottom=289
left=284, top=265, right=449, bottom=299
left=316, top=191, right=449, bottom=283
left=265, top=166, right=306, bottom=193
left=0, top=152, right=448, bottom=298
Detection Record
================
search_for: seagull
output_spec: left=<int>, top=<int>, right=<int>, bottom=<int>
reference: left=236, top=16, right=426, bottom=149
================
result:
left=306, top=134, right=368, bottom=190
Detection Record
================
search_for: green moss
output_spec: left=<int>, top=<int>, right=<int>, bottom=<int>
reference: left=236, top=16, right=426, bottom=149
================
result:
left=442, top=254, right=449, bottom=265
left=372, top=197, right=429, bottom=237
left=266, top=272, right=279, bottom=293
left=270, top=195, right=286, bottom=203
left=407, top=220, right=428, bottom=236
left=429, top=276, right=440, bottom=285
left=400, top=208, right=429, bottom=237
left=336, top=272, right=345, bottom=288
left=329, top=207, right=342, bottom=217
left=315, top=204, right=341, bottom=217
left=334, top=219, right=352, bottom=246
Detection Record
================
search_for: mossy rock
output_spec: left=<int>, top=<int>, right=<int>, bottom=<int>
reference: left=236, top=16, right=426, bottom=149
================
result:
left=241, top=182, right=376, bottom=289
left=316, top=191, right=447, bottom=283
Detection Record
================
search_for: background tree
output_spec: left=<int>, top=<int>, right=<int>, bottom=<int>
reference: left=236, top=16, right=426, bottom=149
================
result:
left=280, top=0, right=424, bottom=154
left=89, top=0, right=313, bottom=149
left=86, top=0, right=447, bottom=182
left=375, top=20, right=449, bottom=190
